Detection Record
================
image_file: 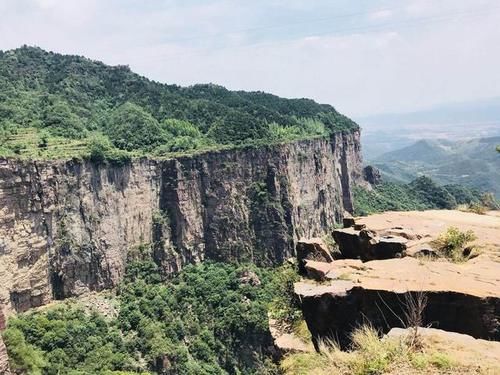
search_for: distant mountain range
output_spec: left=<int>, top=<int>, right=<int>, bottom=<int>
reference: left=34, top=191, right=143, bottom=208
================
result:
left=357, top=97, right=500, bottom=159
left=371, top=137, right=500, bottom=197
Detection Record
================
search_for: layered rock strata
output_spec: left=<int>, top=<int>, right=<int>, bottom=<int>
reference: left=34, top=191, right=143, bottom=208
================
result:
left=0, top=131, right=363, bottom=313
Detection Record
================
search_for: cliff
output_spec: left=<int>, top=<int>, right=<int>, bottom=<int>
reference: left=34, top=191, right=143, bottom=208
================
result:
left=0, top=131, right=362, bottom=314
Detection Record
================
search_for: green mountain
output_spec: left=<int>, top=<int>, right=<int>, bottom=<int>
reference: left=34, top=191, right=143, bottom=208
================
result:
left=372, top=137, right=500, bottom=197
left=0, top=46, right=358, bottom=160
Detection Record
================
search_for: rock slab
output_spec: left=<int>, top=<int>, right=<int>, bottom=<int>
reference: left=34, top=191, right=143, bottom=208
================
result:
left=296, top=257, right=500, bottom=349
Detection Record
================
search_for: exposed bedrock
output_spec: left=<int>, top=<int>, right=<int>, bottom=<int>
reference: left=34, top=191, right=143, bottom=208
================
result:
left=296, top=257, right=500, bottom=349
left=0, top=131, right=363, bottom=313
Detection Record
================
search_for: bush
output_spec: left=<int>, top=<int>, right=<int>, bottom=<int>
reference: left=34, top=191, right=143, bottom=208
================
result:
left=2, top=327, right=47, bottom=374
left=88, top=133, right=130, bottom=165
left=105, top=102, right=165, bottom=152
left=431, top=226, right=477, bottom=262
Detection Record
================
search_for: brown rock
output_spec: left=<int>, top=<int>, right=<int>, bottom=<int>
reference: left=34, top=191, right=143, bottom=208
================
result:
left=374, top=236, right=407, bottom=259
left=269, top=317, right=314, bottom=356
left=0, top=131, right=364, bottom=312
left=387, top=327, right=500, bottom=373
left=353, top=223, right=366, bottom=230
left=296, top=238, right=333, bottom=273
left=296, top=257, right=500, bottom=349
left=333, top=228, right=406, bottom=261
left=303, top=260, right=335, bottom=281
left=342, top=215, right=356, bottom=228
left=238, top=270, right=261, bottom=286
left=363, top=165, right=381, bottom=185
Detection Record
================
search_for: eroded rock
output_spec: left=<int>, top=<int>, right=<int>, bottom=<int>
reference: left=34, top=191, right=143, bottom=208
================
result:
left=238, top=270, right=261, bottom=286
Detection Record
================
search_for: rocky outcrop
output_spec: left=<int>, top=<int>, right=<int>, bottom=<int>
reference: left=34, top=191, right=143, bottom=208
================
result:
left=362, top=165, right=381, bottom=185
left=333, top=227, right=407, bottom=260
left=296, top=238, right=333, bottom=274
left=296, top=257, right=500, bottom=349
left=0, top=131, right=363, bottom=313
left=269, top=318, right=314, bottom=356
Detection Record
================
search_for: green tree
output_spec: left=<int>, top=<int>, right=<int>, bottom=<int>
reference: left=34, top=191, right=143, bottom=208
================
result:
left=2, top=328, right=47, bottom=374
left=41, top=99, right=85, bottom=139
left=105, top=102, right=165, bottom=151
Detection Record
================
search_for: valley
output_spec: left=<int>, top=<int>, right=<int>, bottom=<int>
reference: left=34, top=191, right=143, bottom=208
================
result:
left=0, top=46, right=499, bottom=375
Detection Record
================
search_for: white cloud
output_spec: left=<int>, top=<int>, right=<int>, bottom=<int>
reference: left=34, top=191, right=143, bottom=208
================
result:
left=369, top=9, right=393, bottom=21
left=1, top=0, right=500, bottom=116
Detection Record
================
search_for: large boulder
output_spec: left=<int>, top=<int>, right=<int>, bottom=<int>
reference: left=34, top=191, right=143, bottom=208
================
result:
left=296, top=238, right=333, bottom=273
left=333, top=227, right=407, bottom=261
left=363, top=165, right=381, bottom=185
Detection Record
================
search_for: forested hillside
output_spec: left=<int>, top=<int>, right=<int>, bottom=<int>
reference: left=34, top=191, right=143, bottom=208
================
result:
left=370, top=137, right=500, bottom=197
left=353, top=176, right=498, bottom=216
left=0, top=46, right=358, bottom=160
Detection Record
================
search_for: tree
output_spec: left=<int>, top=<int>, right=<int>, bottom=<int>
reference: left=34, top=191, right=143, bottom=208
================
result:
left=41, top=99, right=85, bottom=139
left=104, top=102, right=165, bottom=152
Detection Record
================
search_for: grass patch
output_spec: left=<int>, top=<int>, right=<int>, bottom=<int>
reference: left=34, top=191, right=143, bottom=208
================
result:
left=281, top=325, right=463, bottom=375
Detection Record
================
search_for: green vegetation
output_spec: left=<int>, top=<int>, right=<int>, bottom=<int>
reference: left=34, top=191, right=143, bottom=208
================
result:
left=353, top=176, right=496, bottom=216
left=3, top=260, right=302, bottom=374
left=431, top=227, right=478, bottom=262
left=0, top=46, right=358, bottom=161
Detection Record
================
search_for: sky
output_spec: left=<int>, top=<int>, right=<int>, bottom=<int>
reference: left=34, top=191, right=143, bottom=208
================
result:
left=1, top=0, right=500, bottom=117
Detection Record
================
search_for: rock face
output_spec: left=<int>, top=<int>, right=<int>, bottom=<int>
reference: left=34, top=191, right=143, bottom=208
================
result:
left=0, top=309, right=10, bottom=375
left=362, top=165, right=381, bottom=185
left=0, top=131, right=363, bottom=313
left=296, top=257, right=500, bottom=349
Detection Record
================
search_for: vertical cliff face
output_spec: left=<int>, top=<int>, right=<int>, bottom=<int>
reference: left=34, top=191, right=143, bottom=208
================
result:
left=0, top=131, right=363, bottom=313
left=0, top=309, right=10, bottom=374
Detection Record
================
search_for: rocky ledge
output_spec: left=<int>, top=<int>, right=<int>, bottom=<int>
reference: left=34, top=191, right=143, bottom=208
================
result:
left=296, top=256, right=500, bottom=348
left=295, top=210, right=500, bottom=350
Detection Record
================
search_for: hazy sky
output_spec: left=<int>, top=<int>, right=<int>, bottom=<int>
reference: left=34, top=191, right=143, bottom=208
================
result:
left=1, top=0, right=500, bottom=117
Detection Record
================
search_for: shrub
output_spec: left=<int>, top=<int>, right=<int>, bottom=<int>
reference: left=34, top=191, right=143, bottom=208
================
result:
left=105, top=102, right=165, bottom=152
left=88, top=133, right=131, bottom=165
left=2, top=327, right=47, bottom=374
left=431, top=226, right=477, bottom=262
left=268, top=264, right=302, bottom=328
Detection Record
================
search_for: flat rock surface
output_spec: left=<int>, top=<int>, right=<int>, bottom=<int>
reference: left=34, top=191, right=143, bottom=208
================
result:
left=269, top=318, right=314, bottom=354
left=356, top=210, right=500, bottom=258
left=299, top=256, right=500, bottom=298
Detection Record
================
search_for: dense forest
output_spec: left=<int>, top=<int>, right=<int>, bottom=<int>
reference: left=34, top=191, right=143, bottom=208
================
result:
left=0, top=46, right=358, bottom=161
left=3, top=260, right=299, bottom=374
